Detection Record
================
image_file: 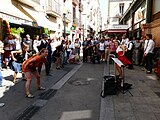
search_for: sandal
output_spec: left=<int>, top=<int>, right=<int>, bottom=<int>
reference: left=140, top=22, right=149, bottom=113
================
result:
left=37, top=86, right=46, bottom=90
left=26, top=94, right=34, bottom=98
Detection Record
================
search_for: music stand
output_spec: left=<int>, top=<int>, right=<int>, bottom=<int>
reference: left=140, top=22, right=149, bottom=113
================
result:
left=112, top=58, right=133, bottom=96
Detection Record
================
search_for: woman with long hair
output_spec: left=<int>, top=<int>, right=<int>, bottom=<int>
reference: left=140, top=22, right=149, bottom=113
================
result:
left=22, top=48, right=48, bottom=98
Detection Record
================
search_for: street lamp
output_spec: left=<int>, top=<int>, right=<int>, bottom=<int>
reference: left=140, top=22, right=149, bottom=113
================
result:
left=63, top=13, right=66, bottom=39
left=82, top=24, right=84, bottom=41
left=100, top=25, right=102, bottom=39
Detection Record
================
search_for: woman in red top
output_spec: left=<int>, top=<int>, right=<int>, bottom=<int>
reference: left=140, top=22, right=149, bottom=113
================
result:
left=22, top=48, right=48, bottom=98
left=115, top=41, right=131, bottom=79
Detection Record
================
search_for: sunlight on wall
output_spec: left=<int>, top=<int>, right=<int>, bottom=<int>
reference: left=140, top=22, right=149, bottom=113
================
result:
left=60, top=110, right=92, bottom=120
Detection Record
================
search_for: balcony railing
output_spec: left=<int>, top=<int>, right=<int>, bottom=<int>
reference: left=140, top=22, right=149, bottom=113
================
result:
left=46, top=0, right=61, bottom=16
left=79, top=3, right=83, bottom=12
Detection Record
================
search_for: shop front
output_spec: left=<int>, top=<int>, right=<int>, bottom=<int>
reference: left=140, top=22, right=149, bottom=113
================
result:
left=0, top=0, right=33, bottom=40
left=106, top=24, right=128, bottom=38
left=141, top=0, right=160, bottom=46
left=133, top=2, right=146, bottom=39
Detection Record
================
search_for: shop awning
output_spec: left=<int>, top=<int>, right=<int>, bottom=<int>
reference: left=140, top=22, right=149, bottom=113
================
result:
left=107, top=29, right=127, bottom=34
left=0, top=1, right=33, bottom=25
left=21, top=5, right=57, bottom=31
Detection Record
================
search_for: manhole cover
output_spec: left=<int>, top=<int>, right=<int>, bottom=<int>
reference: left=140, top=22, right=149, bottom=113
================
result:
left=69, top=79, right=90, bottom=86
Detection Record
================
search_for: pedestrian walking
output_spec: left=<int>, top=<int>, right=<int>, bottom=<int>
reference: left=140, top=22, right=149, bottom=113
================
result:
left=22, top=48, right=48, bottom=98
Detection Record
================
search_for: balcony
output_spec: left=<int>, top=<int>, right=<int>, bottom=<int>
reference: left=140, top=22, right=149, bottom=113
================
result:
left=79, top=3, right=83, bottom=12
left=46, top=0, right=61, bottom=17
left=66, top=12, right=72, bottom=22
left=63, top=12, right=72, bottom=23
left=17, top=0, right=40, bottom=7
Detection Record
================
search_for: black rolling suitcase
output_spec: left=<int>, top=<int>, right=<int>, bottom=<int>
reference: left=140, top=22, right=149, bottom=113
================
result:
left=101, top=76, right=117, bottom=97
left=101, top=54, right=119, bottom=98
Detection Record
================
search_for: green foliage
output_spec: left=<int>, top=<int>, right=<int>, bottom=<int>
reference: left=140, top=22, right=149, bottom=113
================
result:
left=44, top=28, right=50, bottom=36
left=10, top=27, right=25, bottom=36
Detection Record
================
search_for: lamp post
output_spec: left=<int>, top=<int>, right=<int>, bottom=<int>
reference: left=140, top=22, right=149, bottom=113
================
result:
left=100, top=25, right=102, bottom=39
left=63, top=13, right=66, bottom=39
left=82, top=24, right=84, bottom=41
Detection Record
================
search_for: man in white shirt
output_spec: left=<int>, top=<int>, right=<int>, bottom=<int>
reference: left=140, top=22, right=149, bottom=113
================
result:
left=144, top=34, right=155, bottom=73
left=121, top=34, right=129, bottom=46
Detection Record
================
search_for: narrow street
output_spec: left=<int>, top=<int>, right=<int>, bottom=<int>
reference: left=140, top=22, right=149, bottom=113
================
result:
left=0, top=62, right=160, bottom=120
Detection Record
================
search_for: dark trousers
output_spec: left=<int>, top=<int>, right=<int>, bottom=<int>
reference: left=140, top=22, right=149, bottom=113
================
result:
left=83, top=48, right=87, bottom=62
left=125, top=51, right=133, bottom=69
left=145, top=53, right=153, bottom=72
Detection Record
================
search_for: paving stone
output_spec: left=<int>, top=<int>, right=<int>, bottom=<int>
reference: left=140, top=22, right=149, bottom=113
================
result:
left=115, top=110, right=134, bottom=119
left=134, top=111, right=157, bottom=120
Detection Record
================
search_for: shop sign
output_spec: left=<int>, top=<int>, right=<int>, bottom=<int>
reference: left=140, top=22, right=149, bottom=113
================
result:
left=66, top=30, right=70, bottom=34
left=70, top=26, right=75, bottom=30
left=108, top=24, right=128, bottom=29
left=0, top=12, right=32, bottom=26
left=134, top=5, right=145, bottom=24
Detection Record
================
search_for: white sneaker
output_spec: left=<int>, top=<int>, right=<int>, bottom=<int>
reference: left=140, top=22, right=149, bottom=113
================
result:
left=0, top=103, right=5, bottom=107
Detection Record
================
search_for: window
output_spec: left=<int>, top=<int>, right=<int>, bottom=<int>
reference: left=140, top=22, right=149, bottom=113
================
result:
left=154, top=0, right=160, bottom=14
left=112, top=17, right=118, bottom=22
left=119, top=3, right=124, bottom=15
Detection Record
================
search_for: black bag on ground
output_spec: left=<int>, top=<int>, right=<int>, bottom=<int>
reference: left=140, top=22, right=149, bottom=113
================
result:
left=101, top=76, right=118, bottom=98
left=122, top=83, right=132, bottom=90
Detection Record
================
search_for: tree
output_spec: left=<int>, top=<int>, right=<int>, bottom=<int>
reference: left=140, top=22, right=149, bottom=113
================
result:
left=10, top=27, right=24, bottom=36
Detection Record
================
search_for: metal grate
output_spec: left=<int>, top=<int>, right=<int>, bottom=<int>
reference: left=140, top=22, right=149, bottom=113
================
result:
left=16, top=105, right=40, bottom=120
left=39, top=89, right=57, bottom=100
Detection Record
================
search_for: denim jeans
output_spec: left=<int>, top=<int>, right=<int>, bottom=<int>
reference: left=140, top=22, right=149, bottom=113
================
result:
left=0, top=70, right=4, bottom=86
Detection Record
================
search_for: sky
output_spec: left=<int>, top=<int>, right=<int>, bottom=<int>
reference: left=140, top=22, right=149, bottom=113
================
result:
left=100, top=0, right=108, bottom=19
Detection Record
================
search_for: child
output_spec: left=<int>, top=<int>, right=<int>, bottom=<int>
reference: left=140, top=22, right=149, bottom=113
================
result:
left=67, top=48, right=80, bottom=64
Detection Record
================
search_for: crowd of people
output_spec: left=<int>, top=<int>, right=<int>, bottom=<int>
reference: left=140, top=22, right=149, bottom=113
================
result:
left=0, top=32, right=158, bottom=98
left=82, top=34, right=157, bottom=77
left=0, top=33, right=82, bottom=98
